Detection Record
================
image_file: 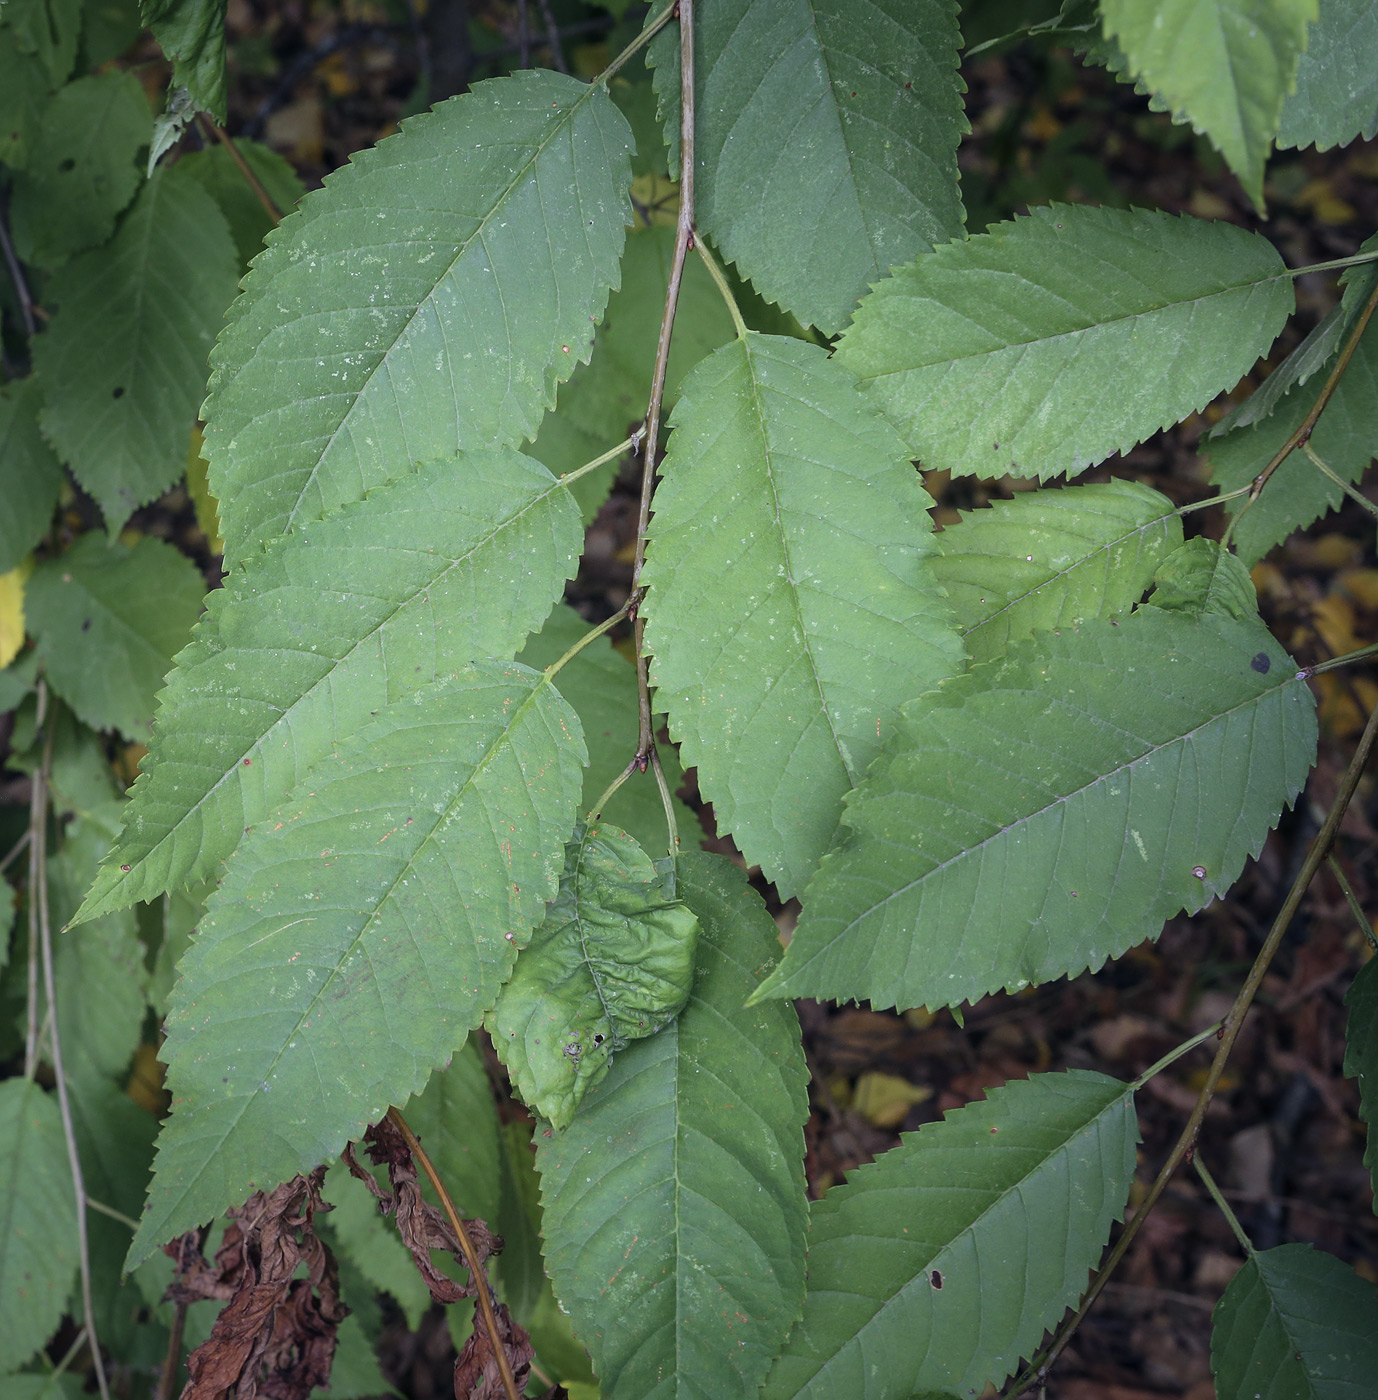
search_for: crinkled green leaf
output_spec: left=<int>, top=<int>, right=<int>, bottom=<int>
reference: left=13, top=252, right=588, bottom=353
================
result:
left=758, top=610, right=1316, bottom=1010
left=835, top=204, right=1293, bottom=480
left=643, top=334, right=963, bottom=898
left=0, top=378, right=62, bottom=574
left=648, top=0, right=966, bottom=334
left=1278, top=0, right=1378, bottom=151
left=1148, top=539, right=1258, bottom=621
left=489, top=822, right=698, bottom=1130
left=517, top=604, right=691, bottom=852
left=143, top=0, right=228, bottom=120
left=8, top=71, right=151, bottom=268
left=126, top=661, right=585, bottom=1268
left=1207, top=301, right=1378, bottom=565
left=78, top=448, right=582, bottom=920
left=763, top=1071, right=1138, bottom=1399
left=1344, top=955, right=1378, bottom=1210
left=931, top=479, right=1182, bottom=665
left=33, top=167, right=239, bottom=533
left=177, top=136, right=305, bottom=264
left=0, top=1078, right=77, bottom=1372
left=25, top=533, right=204, bottom=740
left=1211, top=1243, right=1378, bottom=1399
left=1101, top=0, right=1315, bottom=208
left=201, top=69, right=632, bottom=564
left=538, top=852, right=808, bottom=1400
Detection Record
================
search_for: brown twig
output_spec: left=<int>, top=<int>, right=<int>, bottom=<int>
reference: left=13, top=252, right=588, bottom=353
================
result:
left=1006, top=686, right=1378, bottom=1397
left=195, top=115, right=284, bottom=226
left=386, top=1107, right=520, bottom=1400
left=629, top=0, right=695, bottom=769
left=28, top=679, right=111, bottom=1400
left=154, top=1300, right=188, bottom=1400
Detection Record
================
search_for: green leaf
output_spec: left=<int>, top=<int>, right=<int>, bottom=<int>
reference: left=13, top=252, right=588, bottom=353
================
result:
left=1211, top=1243, right=1378, bottom=1398
left=834, top=204, right=1293, bottom=480
left=1207, top=306, right=1378, bottom=565
left=538, top=851, right=808, bottom=1400
left=82, top=0, right=145, bottom=68
left=2, top=0, right=81, bottom=90
left=1148, top=539, right=1258, bottom=621
left=1100, top=0, right=1315, bottom=208
left=759, top=610, right=1316, bottom=1010
left=8, top=71, right=151, bottom=268
left=0, top=27, right=57, bottom=170
left=143, top=0, right=228, bottom=120
left=126, top=660, right=585, bottom=1268
left=648, top=0, right=966, bottom=335
left=201, top=69, right=632, bottom=564
left=0, top=1078, right=78, bottom=1373
left=0, top=378, right=62, bottom=574
left=763, top=1070, right=1138, bottom=1399
left=322, top=1313, right=392, bottom=1400
left=518, top=604, right=691, bottom=852
left=25, top=533, right=204, bottom=740
left=488, top=822, right=698, bottom=1130
left=931, top=479, right=1182, bottom=665
left=78, top=448, right=582, bottom=919
left=177, top=136, right=305, bottom=264
left=402, top=1041, right=503, bottom=1227
left=1279, top=0, right=1378, bottom=151
left=33, top=166, right=240, bottom=534
left=643, top=334, right=963, bottom=898
left=1344, top=955, right=1378, bottom=1210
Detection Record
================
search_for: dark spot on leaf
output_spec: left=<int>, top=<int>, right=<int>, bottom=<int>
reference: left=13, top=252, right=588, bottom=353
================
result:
left=1251, top=652, right=1270, bottom=674
left=120, top=864, right=131, bottom=872
left=112, top=386, right=125, bottom=399
left=58, top=158, right=75, bottom=172
left=81, top=618, right=91, bottom=631
left=243, top=757, right=252, bottom=766
left=930, top=1270, right=943, bottom=1289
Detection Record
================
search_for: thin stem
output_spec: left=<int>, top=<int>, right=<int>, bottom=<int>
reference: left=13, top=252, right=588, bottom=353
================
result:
left=1243, top=270, right=1378, bottom=507
left=154, top=1302, right=188, bottom=1400
left=1286, top=249, right=1378, bottom=278
left=599, top=2, right=678, bottom=83
left=1302, top=441, right=1378, bottom=520
left=387, top=1107, right=520, bottom=1400
left=1174, top=483, right=1255, bottom=516
left=0, top=828, right=32, bottom=878
left=1194, top=1155, right=1254, bottom=1256
left=542, top=599, right=631, bottom=683
left=1326, top=852, right=1378, bottom=952
left=588, top=759, right=637, bottom=823
left=24, top=679, right=49, bottom=1080
left=1299, top=639, right=1378, bottom=678
left=31, top=683, right=111, bottom=1400
left=559, top=433, right=638, bottom=489
left=536, top=0, right=568, bottom=72
left=85, top=1195, right=141, bottom=1231
left=1131, top=1020, right=1222, bottom=1090
left=197, top=116, right=284, bottom=225
left=650, top=746, right=680, bottom=854
left=1008, top=687, right=1378, bottom=1398
left=629, top=0, right=695, bottom=768
left=0, top=190, right=37, bottom=338
left=693, top=237, right=748, bottom=339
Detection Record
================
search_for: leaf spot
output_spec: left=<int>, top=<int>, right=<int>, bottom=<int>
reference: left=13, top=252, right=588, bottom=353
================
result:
left=1191, top=865, right=1207, bottom=879
left=929, top=1270, right=944, bottom=1289
left=1251, top=652, right=1271, bottom=674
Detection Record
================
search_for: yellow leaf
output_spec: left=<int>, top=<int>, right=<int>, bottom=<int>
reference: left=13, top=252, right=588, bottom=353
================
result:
left=852, top=1071, right=931, bottom=1130
left=0, top=567, right=26, bottom=668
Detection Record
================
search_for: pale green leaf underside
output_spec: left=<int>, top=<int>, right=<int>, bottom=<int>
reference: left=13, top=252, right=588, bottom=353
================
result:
left=126, top=662, right=585, bottom=1268
left=649, top=0, right=966, bottom=335
left=0, top=376, right=62, bottom=574
left=518, top=604, right=691, bottom=851
left=488, top=822, right=698, bottom=1130
left=538, top=852, right=808, bottom=1400
left=78, top=448, right=582, bottom=922
left=33, top=167, right=239, bottom=535
left=1211, top=1243, right=1378, bottom=1399
left=1280, top=0, right=1378, bottom=151
left=202, top=68, right=632, bottom=564
left=1208, top=300, right=1378, bottom=565
left=0, top=1079, right=78, bottom=1372
left=761, top=610, right=1317, bottom=1011
left=763, top=1071, right=1137, bottom=1399
left=644, top=334, right=963, bottom=899
left=835, top=204, right=1293, bottom=480
left=1101, top=0, right=1315, bottom=207
left=931, top=479, right=1182, bottom=665
left=1343, top=956, right=1378, bottom=1208
left=25, top=533, right=204, bottom=740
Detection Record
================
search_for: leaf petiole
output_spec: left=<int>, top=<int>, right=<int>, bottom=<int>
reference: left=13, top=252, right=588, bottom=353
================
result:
left=1131, top=1020, right=1222, bottom=1091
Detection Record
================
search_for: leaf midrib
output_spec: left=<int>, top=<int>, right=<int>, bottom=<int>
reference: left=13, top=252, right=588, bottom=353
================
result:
left=281, top=79, right=603, bottom=540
